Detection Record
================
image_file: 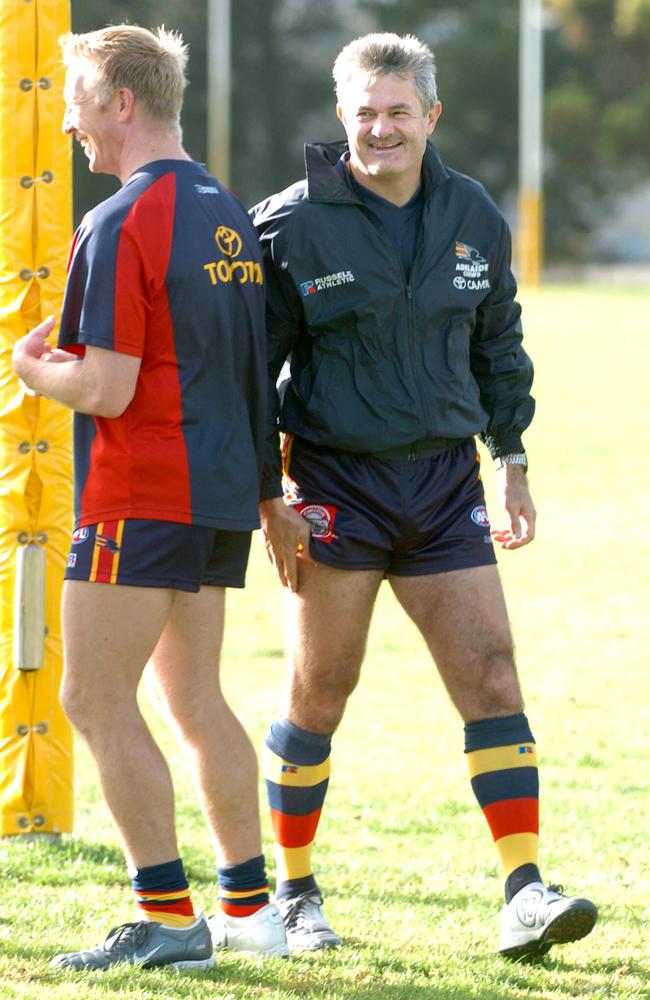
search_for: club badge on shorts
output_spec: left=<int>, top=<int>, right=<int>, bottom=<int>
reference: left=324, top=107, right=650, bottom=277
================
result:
left=295, top=503, right=338, bottom=543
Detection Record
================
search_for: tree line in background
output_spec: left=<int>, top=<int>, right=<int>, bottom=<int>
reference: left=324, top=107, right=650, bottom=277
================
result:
left=70, top=0, right=650, bottom=264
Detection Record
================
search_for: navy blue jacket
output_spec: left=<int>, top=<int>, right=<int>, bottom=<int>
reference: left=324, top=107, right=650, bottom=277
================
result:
left=251, top=142, right=534, bottom=500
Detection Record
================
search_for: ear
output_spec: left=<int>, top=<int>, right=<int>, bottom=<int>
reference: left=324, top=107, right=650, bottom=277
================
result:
left=116, top=87, right=136, bottom=122
left=336, top=103, right=345, bottom=126
left=427, top=100, right=443, bottom=136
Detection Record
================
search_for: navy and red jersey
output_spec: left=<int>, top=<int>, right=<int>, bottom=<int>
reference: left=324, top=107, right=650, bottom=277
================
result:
left=58, top=159, right=266, bottom=531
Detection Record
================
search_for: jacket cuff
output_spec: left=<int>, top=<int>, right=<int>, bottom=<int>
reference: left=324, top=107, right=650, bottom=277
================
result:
left=480, top=432, right=525, bottom=459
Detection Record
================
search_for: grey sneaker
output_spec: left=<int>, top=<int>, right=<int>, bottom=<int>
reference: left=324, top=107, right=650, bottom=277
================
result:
left=499, top=882, right=597, bottom=961
left=209, top=902, right=289, bottom=957
left=278, top=891, right=341, bottom=951
left=50, top=915, right=215, bottom=971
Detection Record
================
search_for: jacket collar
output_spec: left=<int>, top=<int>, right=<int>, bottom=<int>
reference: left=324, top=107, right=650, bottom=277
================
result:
left=304, top=140, right=449, bottom=204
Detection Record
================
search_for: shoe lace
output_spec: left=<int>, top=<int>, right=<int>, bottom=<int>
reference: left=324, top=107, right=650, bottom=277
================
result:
left=103, top=921, right=150, bottom=955
left=283, top=892, right=321, bottom=931
left=547, top=884, right=565, bottom=895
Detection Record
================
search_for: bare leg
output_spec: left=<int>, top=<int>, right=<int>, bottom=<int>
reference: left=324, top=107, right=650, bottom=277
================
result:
left=149, top=586, right=261, bottom=867
left=388, top=565, right=523, bottom=721
left=283, top=562, right=385, bottom=733
left=61, top=581, right=177, bottom=867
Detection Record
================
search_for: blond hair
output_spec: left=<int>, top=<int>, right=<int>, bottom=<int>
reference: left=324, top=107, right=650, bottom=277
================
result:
left=60, top=24, right=188, bottom=132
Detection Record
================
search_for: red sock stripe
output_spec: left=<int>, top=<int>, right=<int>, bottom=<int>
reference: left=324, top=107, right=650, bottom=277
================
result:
left=269, top=806, right=322, bottom=848
left=483, top=797, right=539, bottom=841
left=220, top=901, right=266, bottom=918
left=138, top=897, right=195, bottom=917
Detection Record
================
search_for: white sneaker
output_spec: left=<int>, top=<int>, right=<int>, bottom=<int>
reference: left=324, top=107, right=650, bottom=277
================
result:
left=278, top=891, right=341, bottom=951
left=208, top=903, right=289, bottom=957
left=499, top=882, right=597, bottom=960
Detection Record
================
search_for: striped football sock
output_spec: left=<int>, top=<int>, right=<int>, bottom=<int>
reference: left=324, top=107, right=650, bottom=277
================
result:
left=218, top=854, right=270, bottom=917
left=465, top=713, right=542, bottom=903
left=263, top=717, right=331, bottom=900
left=131, top=858, right=196, bottom=927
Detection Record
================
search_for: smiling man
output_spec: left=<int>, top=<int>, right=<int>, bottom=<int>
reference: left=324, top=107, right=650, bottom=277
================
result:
left=251, top=32, right=597, bottom=960
left=12, top=24, right=287, bottom=970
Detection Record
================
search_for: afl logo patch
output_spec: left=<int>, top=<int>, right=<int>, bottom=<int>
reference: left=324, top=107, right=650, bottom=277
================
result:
left=470, top=505, right=490, bottom=528
left=71, top=527, right=89, bottom=545
left=296, top=503, right=338, bottom=543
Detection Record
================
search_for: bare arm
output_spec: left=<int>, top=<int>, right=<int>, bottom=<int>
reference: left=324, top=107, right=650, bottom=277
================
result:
left=490, top=464, right=536, bottom=549
left=12, top=316, right=141, bottom=418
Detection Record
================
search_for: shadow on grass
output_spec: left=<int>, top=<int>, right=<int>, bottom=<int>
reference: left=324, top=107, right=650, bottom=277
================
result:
left=554, top=953, right=650, bottom=981
left=15, top=956, right=550, bottom=1000
left=5, top=934, right=635, bottom=1000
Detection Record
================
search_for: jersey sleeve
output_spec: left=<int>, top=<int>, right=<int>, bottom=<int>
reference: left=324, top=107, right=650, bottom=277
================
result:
left=58, top=176, right=176, bottom=359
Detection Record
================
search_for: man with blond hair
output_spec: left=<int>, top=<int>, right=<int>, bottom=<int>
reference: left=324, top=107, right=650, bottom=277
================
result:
left=13, top=24, right=287, bottom=971
left=252, top=32, right=597, bottom=960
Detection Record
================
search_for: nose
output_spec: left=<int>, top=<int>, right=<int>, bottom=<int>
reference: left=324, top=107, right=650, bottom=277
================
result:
left=62, top=105, right=75, bottom=135
left=370, top=114, right=393, bottom=138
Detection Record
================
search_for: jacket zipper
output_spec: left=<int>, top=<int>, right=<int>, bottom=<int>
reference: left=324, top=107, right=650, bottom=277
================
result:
left=358, top=206, right=436, bottom=448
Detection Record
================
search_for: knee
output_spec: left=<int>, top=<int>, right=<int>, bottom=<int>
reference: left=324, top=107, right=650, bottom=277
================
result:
left=164, top=689, right=225, bottom=738
left=289, top=658, right=361, bottom=734
left=59, top=677, right=96, bottom=734
left=476, top=647, right=523, bottom=715
left=59, top=675, right=131, bottom=737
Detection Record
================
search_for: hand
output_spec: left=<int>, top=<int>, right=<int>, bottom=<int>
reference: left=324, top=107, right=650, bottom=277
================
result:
left=12, top=315, right=57, bottom=393
left=491, top=464, right=536, bottom=549
left=259, top=496, right=315, bottom=592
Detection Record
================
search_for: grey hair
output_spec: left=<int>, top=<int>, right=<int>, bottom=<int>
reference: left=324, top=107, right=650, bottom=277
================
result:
left=333, top=32, right=438, bottom=112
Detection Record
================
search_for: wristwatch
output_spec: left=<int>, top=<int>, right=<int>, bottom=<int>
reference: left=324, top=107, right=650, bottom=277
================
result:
left=494, top=452, right=528, bottom=472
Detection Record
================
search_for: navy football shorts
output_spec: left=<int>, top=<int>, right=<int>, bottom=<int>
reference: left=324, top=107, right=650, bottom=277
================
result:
left=64, top=519, right=252, bottom=591
left=282, top=435, right=497, bottom=576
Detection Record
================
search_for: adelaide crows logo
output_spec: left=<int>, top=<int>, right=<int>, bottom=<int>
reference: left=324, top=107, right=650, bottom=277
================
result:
left=455, top=241, right=486, bottom=264
left=453, top=240, right=490, bottom=291
left=95, top=533, right=121, bottom=554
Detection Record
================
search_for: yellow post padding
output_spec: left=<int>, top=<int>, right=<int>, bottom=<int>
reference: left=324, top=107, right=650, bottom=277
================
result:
left=518, top=190, right=543, bottom=288
left=0, top=1, right=73, bottom=835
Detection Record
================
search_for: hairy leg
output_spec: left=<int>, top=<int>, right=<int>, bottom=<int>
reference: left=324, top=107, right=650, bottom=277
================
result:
left=388, top=565, right=523, bottom=721
left=148, top=586, right=261, bottom=867
left=283, top=562, right=385, bottom=733
left=61, top=581, right=177, bottom=867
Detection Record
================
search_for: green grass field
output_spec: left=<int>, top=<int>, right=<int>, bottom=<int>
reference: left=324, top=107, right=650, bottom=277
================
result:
left=1, top=285, right=649, bottom=999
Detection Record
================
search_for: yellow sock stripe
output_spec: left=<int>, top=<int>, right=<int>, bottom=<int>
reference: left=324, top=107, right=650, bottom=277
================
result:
left=466, top=743, right=537, bottom=779
left=135, top=887, right=192, bottom=901
left=220, top=885, right=269, bottom=900
left=493, top=832, right=539, bottom=877
left=275, top=844, right=312, bottom=883
left=109, top=518, right=125, bottom=584
left=262, top=746, right=331, bottom=787
left=139, top=909, right=196, bottom=928
left=89, top=521, right=104, bottom=581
